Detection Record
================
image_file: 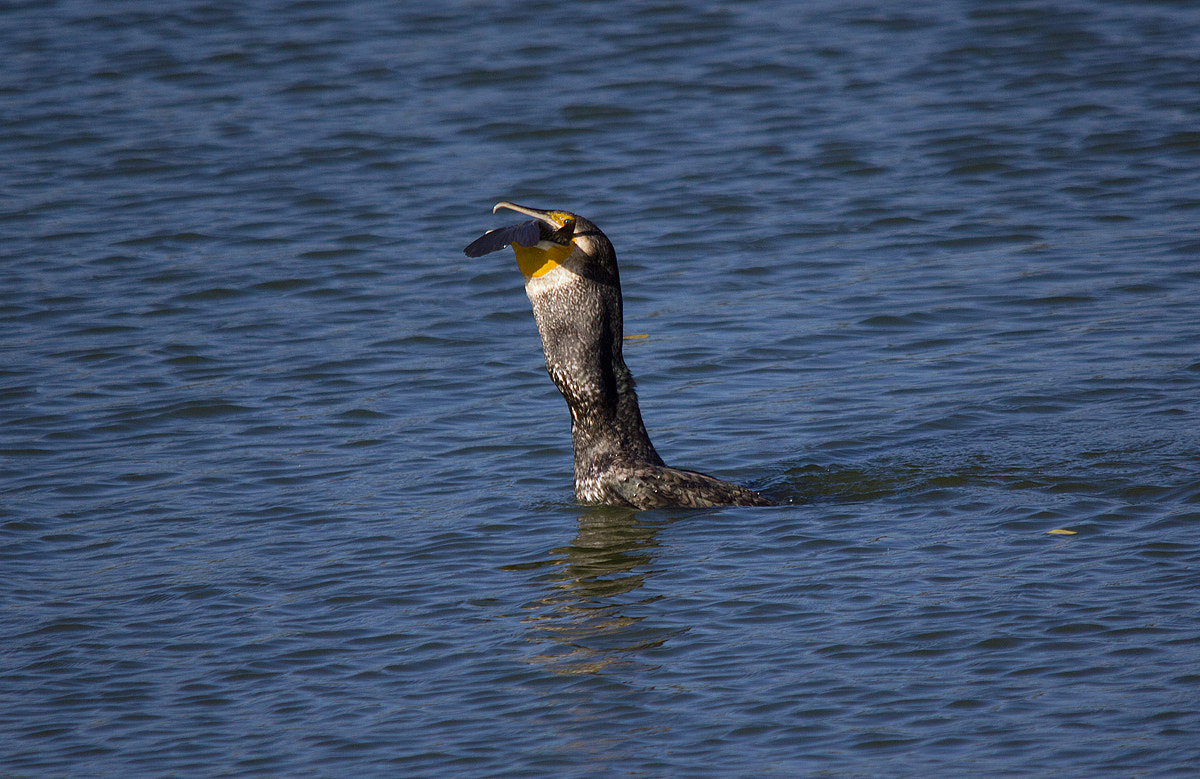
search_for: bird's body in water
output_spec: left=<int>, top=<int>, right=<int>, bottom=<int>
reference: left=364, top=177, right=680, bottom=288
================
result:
left=465, top=202, right=773, bottom=509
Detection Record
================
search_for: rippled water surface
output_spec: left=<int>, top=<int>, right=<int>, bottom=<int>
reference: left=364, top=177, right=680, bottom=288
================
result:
left=4, top=1, right=1200, bottom=776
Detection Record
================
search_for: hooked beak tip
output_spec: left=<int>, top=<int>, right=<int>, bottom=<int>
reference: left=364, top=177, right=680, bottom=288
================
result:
left=493, top=201, right=555, bottom=223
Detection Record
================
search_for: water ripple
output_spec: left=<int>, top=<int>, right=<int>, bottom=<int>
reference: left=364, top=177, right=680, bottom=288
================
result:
left=4, top=0, right=1200, bottom=776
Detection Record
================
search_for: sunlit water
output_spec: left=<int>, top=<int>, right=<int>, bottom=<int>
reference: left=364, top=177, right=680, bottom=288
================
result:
left=3, top=1, right=1199, bottom=776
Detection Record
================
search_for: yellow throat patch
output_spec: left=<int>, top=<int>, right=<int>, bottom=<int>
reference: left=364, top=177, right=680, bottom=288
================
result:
left=509, top=212, right=576, bottom=278
left=512, top=241, right=573, bottom=278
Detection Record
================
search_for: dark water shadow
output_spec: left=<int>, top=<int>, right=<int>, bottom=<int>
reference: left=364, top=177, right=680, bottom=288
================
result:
left=501, top=504, right=690, bottom=675
left=778, top=433, right=1200, bottom=510
left=779, top=461, right=934, bottom=504
left=779, top=455, right=1068, bottom=507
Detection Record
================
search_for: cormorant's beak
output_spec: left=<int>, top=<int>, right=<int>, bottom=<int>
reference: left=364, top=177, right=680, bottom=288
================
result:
left=493, top=202, right=576, bottom=241
left=493, top=201, right=560, bottom=224
left=464, top=202, right=577, bottom=279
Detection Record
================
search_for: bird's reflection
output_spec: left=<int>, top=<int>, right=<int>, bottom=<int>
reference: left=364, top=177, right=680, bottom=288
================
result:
left=505, top=505, right=688, bottom=675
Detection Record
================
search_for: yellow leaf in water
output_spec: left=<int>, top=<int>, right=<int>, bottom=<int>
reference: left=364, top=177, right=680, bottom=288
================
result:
left=1046, top=529, right=1077, bottom=535
left=624, top=334, right=649, bottom=340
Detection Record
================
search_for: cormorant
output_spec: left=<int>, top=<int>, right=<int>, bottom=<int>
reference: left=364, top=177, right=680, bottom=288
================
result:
left=465, top=201, right=773, bottom=509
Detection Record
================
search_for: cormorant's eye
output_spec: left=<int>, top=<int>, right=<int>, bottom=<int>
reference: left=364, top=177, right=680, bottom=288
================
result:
left=551, top=218, right=576, bottom=244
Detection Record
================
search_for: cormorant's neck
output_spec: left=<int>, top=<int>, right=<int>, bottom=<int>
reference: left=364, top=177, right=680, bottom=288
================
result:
left=523, top=267, right=664, bottom=478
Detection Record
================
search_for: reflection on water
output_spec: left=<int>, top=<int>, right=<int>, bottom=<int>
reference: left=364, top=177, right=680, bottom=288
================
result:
left=505, top=507, right=686, bottom=675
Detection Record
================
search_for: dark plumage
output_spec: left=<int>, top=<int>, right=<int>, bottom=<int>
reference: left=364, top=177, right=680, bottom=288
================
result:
left=466, top=201, right=773, bottom=509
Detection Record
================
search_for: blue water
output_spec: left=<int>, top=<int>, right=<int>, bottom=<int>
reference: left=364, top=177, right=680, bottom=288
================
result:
left=3, top=1, right=1200, bottom=776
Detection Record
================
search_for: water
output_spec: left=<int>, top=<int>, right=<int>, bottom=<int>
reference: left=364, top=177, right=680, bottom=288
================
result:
left=3, top=0, right=1199, bottom=776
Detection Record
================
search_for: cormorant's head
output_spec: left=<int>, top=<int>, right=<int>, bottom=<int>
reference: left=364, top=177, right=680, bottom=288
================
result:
left=463, top=202, right=617, bottom=284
